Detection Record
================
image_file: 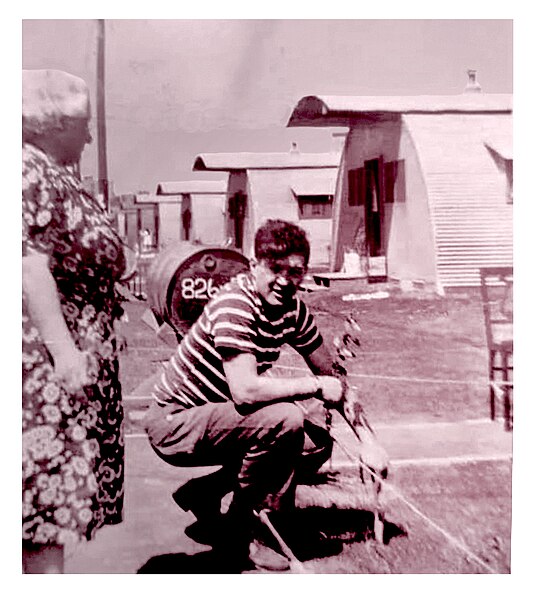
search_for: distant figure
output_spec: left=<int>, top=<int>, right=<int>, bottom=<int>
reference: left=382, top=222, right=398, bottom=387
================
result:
left=140, top=228, right=152, bottom=253
left=22, top=69, right=126, bottom=573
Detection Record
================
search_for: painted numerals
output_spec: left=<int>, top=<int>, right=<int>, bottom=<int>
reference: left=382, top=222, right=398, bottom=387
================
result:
left=181, top=277, right=219, bottom=300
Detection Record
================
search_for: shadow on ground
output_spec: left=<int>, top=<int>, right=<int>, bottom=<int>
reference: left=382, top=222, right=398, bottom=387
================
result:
left=137, top=508, right=407, bottom=574
left=271, top=508, right=407, bottom=561
left=137, top=550, right=250, bottom=574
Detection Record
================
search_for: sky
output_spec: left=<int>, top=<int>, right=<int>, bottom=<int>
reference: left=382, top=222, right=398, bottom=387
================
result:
left=22, top=19, right=513, bottom=195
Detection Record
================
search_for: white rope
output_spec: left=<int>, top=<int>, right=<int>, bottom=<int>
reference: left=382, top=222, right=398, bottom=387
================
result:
left=331, top=431, right=499, bottom=574
left=272, top=363, right=507, bottom=388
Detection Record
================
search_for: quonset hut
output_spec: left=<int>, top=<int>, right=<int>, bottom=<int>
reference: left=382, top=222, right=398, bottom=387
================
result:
left=154, top=180, right=227, bottom=249
left=287, top=80, right=512, bottom=293
left=193, top=147, right=340, bottom=268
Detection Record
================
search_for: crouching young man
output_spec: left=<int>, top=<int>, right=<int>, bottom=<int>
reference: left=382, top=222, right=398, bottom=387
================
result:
left=143, top=219, right=349, bottom=571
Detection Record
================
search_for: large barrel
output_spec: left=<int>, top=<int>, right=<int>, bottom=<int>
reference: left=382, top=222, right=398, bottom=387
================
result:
left=146, top=243, right=249, bottom=339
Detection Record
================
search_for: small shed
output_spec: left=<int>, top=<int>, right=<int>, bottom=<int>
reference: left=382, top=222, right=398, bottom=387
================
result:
left=193, top=148, right=340, bottom=268
left=287, top=87, right=512, bottom=292
left=113, top=193, right=158, bottom=253
left=154, top=180, right=227, bottom=249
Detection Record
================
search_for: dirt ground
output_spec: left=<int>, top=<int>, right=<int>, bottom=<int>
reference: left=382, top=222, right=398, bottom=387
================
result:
left=65, top=439, right=513, bottom=576
left=108, top=287, right=513, bottom=575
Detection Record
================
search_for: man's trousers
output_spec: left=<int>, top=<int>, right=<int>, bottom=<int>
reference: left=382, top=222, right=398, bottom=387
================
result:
left=143, top=398, right=333, bottom=511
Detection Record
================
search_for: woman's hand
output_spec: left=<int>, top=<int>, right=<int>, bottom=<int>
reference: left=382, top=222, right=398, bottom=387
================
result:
left=23, top=252, right=98, bottom=397
left=51, top=344, right=95, bottom=394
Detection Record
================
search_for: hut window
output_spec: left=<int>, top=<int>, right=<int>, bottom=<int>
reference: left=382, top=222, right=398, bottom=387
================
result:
left=348, top=168, right=365, bottom=206
left=297, top=195, right=333, bottom=219
left=384, top=160, right=406, bottom=204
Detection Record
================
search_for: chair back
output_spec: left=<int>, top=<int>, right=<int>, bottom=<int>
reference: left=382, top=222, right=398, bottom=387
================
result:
left=479, top=267, right=513, bottom=350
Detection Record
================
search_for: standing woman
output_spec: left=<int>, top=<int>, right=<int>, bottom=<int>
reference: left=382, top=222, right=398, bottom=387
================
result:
left=22, top=70, right=126, bottom=573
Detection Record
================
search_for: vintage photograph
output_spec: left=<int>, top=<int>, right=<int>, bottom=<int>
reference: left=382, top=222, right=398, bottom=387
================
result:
left=21, top=18, right=515, bottom=577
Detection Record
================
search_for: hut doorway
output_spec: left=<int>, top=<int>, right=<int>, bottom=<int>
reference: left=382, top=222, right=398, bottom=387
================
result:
left=181, top=194, right=192, bottom=241
left=229, top=192, right=247, bottom=250
left=364, top=158, right=384, bottom=257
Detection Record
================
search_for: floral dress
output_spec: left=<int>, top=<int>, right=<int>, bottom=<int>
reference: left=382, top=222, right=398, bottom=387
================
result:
left=22, top=143, right=126, bottom=547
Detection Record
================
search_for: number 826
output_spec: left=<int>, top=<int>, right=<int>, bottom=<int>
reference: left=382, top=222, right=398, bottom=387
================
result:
left=181, top=277, right=219, bottom=300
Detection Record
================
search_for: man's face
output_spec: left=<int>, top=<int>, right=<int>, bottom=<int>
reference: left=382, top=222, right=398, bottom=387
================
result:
left=252, top=253, right=307, bottom=307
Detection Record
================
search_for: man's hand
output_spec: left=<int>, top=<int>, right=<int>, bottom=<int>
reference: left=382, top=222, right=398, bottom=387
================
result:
left=317, top=375, right=343, bottom=406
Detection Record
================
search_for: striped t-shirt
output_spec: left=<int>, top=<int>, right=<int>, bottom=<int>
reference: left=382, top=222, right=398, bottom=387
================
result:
left=152, top=272, right=323, bottom=408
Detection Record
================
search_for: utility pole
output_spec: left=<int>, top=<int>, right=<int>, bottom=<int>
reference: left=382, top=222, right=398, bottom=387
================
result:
left=96, top=19, right=109, bottom=211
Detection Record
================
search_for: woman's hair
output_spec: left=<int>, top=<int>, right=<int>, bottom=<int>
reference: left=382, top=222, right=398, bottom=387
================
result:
left=22, top=69, right=90, bottom=141
left=254, top=219, right=310, bottom=265
left=22, top=115, right=85, bottom=142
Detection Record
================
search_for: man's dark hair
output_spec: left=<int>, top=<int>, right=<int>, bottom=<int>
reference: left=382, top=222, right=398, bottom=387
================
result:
left=254, top=219, right=310, bottom=265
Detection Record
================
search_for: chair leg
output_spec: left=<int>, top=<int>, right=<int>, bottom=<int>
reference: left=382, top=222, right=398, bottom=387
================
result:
left=489, top=351, right=496, bottom=421
left=502, top=352, right=512, bottom=431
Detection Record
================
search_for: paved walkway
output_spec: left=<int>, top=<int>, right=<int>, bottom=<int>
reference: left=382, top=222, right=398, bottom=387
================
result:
left=337, top=416, right=512, bottom=466
left=64, top=407, right=511, bottom=574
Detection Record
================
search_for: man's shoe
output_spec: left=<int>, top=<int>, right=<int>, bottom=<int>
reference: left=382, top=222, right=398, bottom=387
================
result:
left=248, top=539, right=290, bottom=571
left=209, top=538, right=291, bottom=573
left=184, top=508, right=250, bottom=548
left=183, top=517, right=225, bottom=546
left=173, top=478, right=224, bottom=520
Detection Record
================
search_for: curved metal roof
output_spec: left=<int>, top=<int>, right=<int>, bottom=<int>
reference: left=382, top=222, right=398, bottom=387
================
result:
left=156, top=180, right=227, bottom=195
left=193, top=151, right=340, bottom=171
left=287, top=94, right=513, bottom=127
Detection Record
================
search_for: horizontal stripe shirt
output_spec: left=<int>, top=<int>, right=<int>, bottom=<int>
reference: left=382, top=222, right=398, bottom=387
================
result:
left=152, top=272, right=323, bottom=408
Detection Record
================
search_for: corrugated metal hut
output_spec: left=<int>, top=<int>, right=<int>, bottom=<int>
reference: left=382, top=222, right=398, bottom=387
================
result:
left=193, top=147, right=340, bottom=268
left=287, top=82, right=512, bottom=292
left=154, top=180, right=227, bottom=249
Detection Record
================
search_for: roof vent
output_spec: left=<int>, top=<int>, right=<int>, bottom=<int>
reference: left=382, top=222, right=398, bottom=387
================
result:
left=464, top=69, right=482, bottom=93
left=290, top=142, right=299, bottom=154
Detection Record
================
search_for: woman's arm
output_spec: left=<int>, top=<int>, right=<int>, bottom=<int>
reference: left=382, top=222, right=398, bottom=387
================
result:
left=223, top=352, right=342, bottom=408
left=23, top=251, right=91, bottom=393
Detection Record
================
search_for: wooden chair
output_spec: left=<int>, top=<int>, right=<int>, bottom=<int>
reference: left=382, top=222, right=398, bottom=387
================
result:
left=479, top=267, right=513, bottom=431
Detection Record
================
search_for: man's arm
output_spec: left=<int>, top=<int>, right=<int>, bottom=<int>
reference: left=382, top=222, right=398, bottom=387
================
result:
left=301, top=343, right=343, bottom=377
left=223, top=352, right=341, bottom=409
left=304, top=340, right=363, bottom=420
